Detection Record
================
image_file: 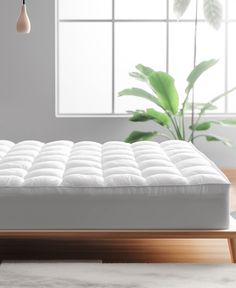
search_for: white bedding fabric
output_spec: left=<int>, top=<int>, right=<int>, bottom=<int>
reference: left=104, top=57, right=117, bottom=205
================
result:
left=0, top=140, right=230, bottom=229
left=0, top=140, right=229, bottom=188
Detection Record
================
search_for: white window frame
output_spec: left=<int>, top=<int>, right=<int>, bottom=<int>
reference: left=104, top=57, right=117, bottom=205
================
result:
left=55, top=0, right=236, bottom=118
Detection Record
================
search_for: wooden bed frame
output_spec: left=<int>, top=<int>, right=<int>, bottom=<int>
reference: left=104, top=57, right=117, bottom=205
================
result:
left=0, top=217, right=236, bottom=263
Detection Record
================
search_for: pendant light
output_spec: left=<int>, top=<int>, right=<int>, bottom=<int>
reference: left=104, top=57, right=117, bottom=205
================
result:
left=16, top=0, right=31, bottom=34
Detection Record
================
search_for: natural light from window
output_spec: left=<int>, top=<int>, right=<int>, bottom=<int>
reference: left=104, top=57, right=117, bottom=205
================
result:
left=57, top=0, right=236, bottom=116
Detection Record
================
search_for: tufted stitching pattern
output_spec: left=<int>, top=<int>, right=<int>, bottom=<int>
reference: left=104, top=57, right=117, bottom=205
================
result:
left=0, top=140, right=228, bottom=187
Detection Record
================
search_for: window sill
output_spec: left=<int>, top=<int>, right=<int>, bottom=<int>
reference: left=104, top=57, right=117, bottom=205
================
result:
left=56, top=113, right=236, bottom=118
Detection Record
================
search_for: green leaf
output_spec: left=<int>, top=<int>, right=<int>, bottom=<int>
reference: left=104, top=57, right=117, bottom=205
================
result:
left=199, top=86, right=236, bottom=116
left=203, top=0, right=223, bottom=30
left=185, top=59, right=218, bottom=94
left=190, top=119, right=236, bottom=131
left=129, top=72, right=146, bottom=82
left=193, top=134, right=235, bottom=148
left=173, top=0, right=191, bottom=19
left=125, top=131, right=158, bottom=143
left=146, top=108, right=170, bottom=126
left=186, top=102, right=217, bottom=111
left=129, top=109, right=170, bottom=126
left=118, top=88, right=161, bottom=106
left=148, top=72, right=179, bottom=115
left=220, top=119, right=236, bottom=125
left=205, top=135, right=233, bottom=147
left=129, top=111, right=153, bottom=122
left=136, top=64, right=154, bottom=78
left=190, top=122, right=212, bottom=131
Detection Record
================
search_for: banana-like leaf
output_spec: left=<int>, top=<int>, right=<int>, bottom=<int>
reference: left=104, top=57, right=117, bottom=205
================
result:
left=186, top=102, right=217, bottom=111
left=205, top=135, right=234, bottom=147
left=129, top=72, right=146, bottom=82
left=118, top=88, right=161, bottom=107
left=136, top=64, right=154, bottom=78
left=190, top=122, right=212, bottom=131
left=203, top=0, right=223, bottom=30
left=129, top=110, right=151, bottom=122
left=193, top=134, right=234, bottom=147
left=173, top=0, right=191, bottom=19
left=220, top=119, right=236, bottom=125
left=125, top=131, right=158, bottom=143
left=146, top=108, right=170, bottom=126
left=191, top=119, right=236, bottom=131
left=200, top=86, right=236, bottom=116
left=129, top=109, right=170, bottom=126
left=148, top=72, right=179, bottom=115
left=185, top=59, right=218, bottom=94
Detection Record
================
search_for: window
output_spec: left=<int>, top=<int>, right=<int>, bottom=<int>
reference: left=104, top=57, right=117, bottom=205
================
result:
left=56, top=0, right=236, bottom=117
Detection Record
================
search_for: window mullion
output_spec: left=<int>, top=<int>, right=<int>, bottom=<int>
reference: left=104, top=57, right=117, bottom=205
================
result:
left=225, top=0, right=229, bottom=113
left=57, top=0, right=232, bottom=117
left=166, top=0, right=169, bottom=73
left=112, top=0, right=115, bottom=114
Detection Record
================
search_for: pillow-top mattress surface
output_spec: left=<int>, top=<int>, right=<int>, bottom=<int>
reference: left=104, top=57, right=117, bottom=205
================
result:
left=0, top=140, right=229, bottom=187
left=0, top=140, right=230, bottom=230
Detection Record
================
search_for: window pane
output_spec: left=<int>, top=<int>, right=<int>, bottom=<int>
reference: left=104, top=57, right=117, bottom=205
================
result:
left=169, top=22, right=195, bottom=105
left=115, top=0, right=166, bottom=19
left=115, top=23, right=166, bottom=113
left=59, top=0, right=112, bottom=20
left=228, top=0, right=236, bottom=20
left=227, top=23, right=236, bottom=113
left=169, top=0, right=205, bottom=20
left=194, top=23, right=225, bottom=112
left=59, top=23, right=112, bottom=114
left=169, top=0, right=225, bottom=21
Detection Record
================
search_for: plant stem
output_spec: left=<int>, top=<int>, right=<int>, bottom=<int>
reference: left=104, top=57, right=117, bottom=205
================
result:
left=167, top=127, right=177, bottom=139
left=181, top=112, right=185, bottom=140
left=176, top=112, right=182, bottom=139
left=180, top=90, right=191, bottom=142
left=188, top=85, right=236, bottom=142
left=167, top=113, right=183, bottom=140
left=173, top=116, right=183, bottom=139
left=191, top=0, right=199, bottom=143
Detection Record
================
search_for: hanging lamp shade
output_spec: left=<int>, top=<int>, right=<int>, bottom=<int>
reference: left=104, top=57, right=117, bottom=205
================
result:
left=16, top=0, right=31, bottom=33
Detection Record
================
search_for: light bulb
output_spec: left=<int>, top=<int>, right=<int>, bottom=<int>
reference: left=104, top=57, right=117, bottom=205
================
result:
left=16, top=3, right=31, bottom=34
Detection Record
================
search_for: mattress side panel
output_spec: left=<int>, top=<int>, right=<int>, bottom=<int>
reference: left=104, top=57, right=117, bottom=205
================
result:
left=0, top=184, right=229, bottom=230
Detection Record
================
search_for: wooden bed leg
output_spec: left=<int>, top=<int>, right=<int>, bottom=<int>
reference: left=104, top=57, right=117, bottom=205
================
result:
left=228, top=238, right=236, bottom=263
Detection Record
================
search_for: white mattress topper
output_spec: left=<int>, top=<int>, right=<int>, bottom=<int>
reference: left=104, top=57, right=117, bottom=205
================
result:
left=0, top=140, right=229, bottom=187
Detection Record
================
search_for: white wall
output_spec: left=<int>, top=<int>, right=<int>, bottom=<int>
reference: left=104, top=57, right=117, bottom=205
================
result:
left=0, top=0, right=236, bottom=168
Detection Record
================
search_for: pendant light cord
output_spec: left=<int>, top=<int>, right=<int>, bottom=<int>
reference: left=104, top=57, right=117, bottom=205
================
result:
left=23, top=0, right=25, bottom=4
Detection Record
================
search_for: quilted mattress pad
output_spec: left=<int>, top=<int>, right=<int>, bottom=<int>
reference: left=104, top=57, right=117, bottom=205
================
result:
left=0, top=140, right=230, bottom=229
left=0, top=140, right=229, bottom=187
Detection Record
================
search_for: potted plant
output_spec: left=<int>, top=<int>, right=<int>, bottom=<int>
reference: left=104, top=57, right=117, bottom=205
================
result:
left=119, top=0, right=235, bottom=147
left=119, top=60, right=236, bottom=146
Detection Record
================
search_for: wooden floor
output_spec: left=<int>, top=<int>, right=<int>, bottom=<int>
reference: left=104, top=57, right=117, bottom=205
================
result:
left=0, top=170, right=235, bottom=263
